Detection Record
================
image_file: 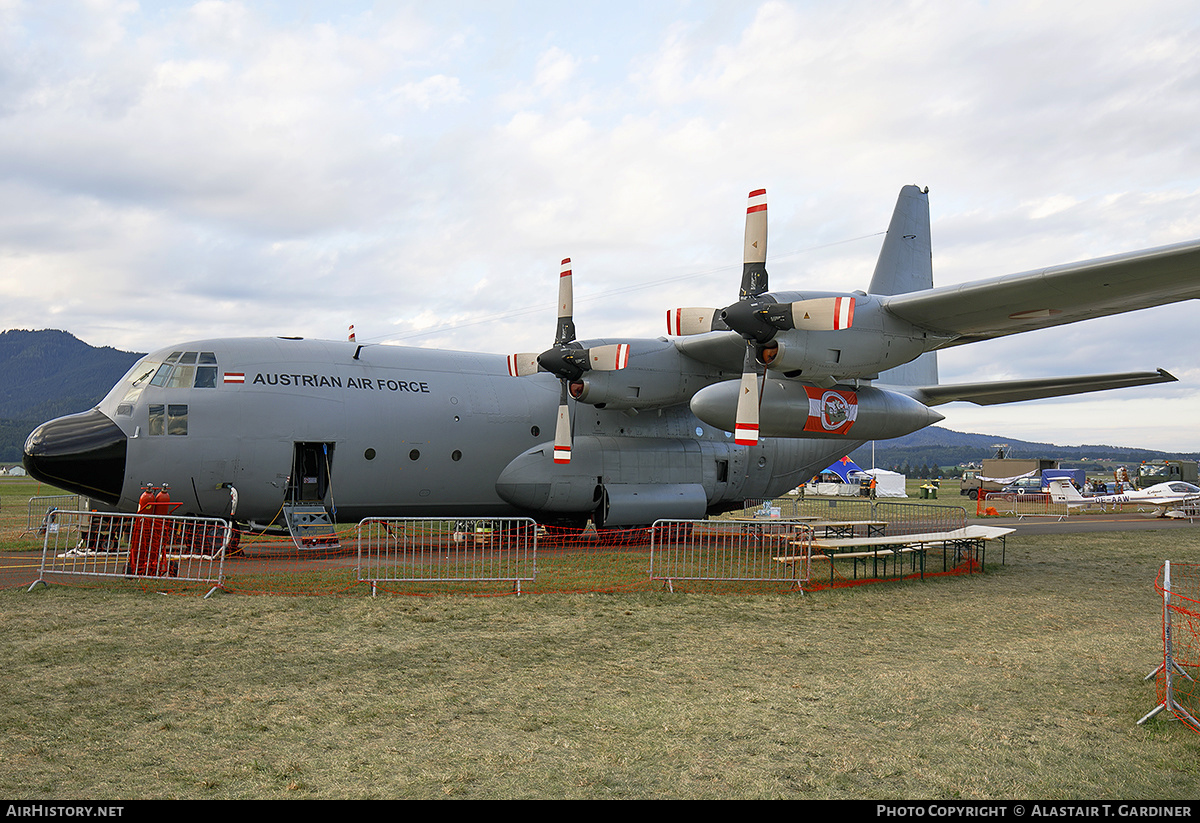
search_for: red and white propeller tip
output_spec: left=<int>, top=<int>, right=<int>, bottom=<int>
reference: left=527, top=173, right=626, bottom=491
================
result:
left=734, top=367, right=761, bottom=446
left=791, top=296, right=855, bottom=330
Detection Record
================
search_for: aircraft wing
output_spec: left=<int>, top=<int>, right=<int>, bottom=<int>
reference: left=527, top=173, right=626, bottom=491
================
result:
left=882, top=239, right=1200, bottom=346
left=903, top=369, right=1177, bottom=407
left=672, top=330, right=747, bottom=373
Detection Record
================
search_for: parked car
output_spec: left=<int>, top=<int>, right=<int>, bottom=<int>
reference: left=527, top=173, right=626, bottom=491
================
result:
left=1001, top=477, right=1046, bottom=496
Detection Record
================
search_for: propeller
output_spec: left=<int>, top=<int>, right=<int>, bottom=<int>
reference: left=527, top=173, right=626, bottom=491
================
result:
left=731, top=190, right=770, bottom=445
left=666, top=189, right=858, bottom=445
left=508, top=258, right=630, bottom=464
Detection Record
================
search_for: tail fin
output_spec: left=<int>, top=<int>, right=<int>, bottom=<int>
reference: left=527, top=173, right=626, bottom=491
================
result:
left=868, top=185, right=932, bottom=296
left=872, top=185, right=936, bottom=388
left=1047, top=478, right=1084, bottom=502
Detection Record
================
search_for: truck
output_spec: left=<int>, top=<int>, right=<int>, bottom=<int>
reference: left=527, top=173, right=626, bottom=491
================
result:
left=1135, top=460, right=1199, bottom=489
left=959, top=457, right=1059, bottom=500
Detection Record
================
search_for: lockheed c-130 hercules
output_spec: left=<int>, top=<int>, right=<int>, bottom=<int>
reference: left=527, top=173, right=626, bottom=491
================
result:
left=22, top=185, right=1200, bottom=539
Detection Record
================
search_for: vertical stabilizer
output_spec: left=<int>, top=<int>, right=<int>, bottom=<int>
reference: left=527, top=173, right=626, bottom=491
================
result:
left=868, top=185, right=932, bottom=296
left=873, top=186, right=937, bottom=387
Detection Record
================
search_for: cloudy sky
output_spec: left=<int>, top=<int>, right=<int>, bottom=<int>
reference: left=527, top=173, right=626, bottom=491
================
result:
left=3, top=0, right=1199, bottom=450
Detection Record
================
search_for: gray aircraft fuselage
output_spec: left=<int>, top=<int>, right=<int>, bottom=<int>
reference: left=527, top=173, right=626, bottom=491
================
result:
left=24, top=335, right=861, bottom=528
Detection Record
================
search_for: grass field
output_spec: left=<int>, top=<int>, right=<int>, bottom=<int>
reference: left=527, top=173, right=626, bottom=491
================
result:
left=3, top=475, right=1199, bottom=799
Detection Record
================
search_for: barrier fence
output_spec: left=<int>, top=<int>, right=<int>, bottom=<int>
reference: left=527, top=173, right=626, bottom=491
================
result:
left=23, top=494, right=82, bottom=536
left=356, top=517, right=538, bottom=594
left=1141, top=561, right=1200, bottom=732
left=6, top=495, right=988, bottom=597
left=649, top=519, right=811, bottom=591
left=980, top=492, right=1069, bottom=519
left=33, top=509, right=233, bottom=597
left=741, top=497, right=969, bottom=535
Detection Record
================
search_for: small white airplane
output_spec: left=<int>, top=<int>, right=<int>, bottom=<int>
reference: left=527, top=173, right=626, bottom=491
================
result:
left=1047, top=478, right=1200, bottom=517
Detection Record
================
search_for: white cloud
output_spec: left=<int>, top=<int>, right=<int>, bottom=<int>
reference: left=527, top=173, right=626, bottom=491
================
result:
left=3, top=0, right=1200, bottom=449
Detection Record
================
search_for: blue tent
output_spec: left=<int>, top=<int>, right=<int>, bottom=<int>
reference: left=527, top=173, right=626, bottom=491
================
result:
left=823, top=456, right=864, bottom=483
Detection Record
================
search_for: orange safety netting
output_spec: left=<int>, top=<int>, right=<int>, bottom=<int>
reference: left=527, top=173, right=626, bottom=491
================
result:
left=1148, top=562, right=1200, bottom=733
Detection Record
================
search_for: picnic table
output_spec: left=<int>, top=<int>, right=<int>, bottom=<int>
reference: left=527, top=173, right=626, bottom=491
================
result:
left=802, top=520, right=889, bottom=538
left=775, top=525, right=1015, bottom=585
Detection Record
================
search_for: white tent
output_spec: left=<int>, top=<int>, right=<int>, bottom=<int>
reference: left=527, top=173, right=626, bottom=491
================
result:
left=855, top=468, right=906, bottom=497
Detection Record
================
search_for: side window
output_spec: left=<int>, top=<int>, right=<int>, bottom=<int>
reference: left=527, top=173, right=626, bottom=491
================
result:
left=148, top=404, right=188, bottom=436
left=167, top=404, right=188, bottom=435
left=148, top=404, right=165, bottom=436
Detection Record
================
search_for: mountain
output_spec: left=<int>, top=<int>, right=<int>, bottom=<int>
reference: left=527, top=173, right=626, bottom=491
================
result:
left=0, top=329, right=143, bottom=462
left=847, top=425, right=1200, bottom=475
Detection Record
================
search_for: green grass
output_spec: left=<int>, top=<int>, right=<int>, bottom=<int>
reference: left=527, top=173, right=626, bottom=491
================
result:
left=2, top=527, right=1199, bottom=799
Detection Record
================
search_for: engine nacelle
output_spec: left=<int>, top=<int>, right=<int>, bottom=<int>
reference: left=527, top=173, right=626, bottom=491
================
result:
left=755, top=295, right=929, bottom=381
left=598, top=483, right=708, bottom=528
left=690, top=379, right=944, bottom=440
left=567, top=337, right=732, bottom=410
left=568, top=369, right=690, bottom=410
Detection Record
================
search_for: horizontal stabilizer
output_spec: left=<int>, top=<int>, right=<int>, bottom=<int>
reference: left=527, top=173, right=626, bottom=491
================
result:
left=906, top=369, right=1176, bottom=407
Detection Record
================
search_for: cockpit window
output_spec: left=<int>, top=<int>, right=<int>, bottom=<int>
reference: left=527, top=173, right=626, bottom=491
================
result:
left=195, top=366, right=217, bottom=388
left=116, top=359, right=161, bottom=416
left=147, top=352, right=218, bottom=389
left=167, top=365, right=195, bottom=389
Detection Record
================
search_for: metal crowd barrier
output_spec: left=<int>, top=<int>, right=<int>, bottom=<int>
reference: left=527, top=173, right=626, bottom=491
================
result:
left=33, top=510, right=232, bottom=597
left=793, top=498, right=968, bottom=535
left=874, top=501, right=967, bottom=534
left=356, top=517, right=538, bottom=594
left=649, top=519, right=811, bottom=591
left=740, top=497, right=800, bottom=519
left=982, top=492, right=1069, bottom=519
left=23, top=495, right=83, bottom=536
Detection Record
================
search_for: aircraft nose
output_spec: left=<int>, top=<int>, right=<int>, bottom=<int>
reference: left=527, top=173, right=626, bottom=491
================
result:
left=23, top=409, right=128, bottom=506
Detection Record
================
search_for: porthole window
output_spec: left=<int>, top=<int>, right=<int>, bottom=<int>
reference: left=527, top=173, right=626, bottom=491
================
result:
left=531, top=426, right=540, bottom=437
left=409, top=449, right=420, bottom=461
left=364, top=448, right=376, bottom=460
left=452, top=450, right=462, bottom=461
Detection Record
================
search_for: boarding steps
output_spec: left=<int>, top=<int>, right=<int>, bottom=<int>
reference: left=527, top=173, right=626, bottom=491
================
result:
left=282, top=503, right=341, bottom=551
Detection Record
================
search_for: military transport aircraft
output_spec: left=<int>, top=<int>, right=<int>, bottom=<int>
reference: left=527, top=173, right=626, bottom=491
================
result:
left=22, top=185, right=1200, bottom=537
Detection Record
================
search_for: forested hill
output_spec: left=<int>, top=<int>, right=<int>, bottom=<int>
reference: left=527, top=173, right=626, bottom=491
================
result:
left=0, top=329, right=142, bottom=461
left=848, top=426, right=1200, bottom=475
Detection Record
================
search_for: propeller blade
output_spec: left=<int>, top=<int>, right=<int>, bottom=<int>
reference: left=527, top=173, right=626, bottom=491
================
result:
left=787, top=296, right=856, bottom=331
left=553, top=382, right=572, bottom=464
left=556, top=257, right=576, bottom=345
left=666, top=307, right=722, bottom=336
left=586, top=343, right=630, bottom=371
left=507, top=353, right=540, bottom=377
left=740, top=189, right=768, bottom=298
left=733, top=352, right=761, bottom=446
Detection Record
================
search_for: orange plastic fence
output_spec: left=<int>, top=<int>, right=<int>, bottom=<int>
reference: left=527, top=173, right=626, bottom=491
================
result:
left=1149, top=562, right=1200, bottom=733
